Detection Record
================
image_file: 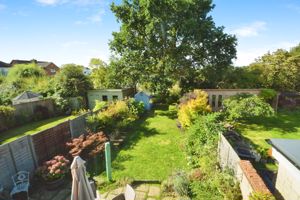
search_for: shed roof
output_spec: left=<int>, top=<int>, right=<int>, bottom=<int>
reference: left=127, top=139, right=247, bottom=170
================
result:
left=269, top=139, right=300, bottom=170
left=13, top=91, right=42, bottom=101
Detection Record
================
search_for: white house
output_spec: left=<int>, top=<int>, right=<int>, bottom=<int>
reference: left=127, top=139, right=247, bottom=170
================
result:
left=269, top=139, right=300, bottom=200
left=83, top=67, right=92, bottom=75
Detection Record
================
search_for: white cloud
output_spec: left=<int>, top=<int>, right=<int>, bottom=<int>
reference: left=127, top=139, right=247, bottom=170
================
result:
left=61, top=41, right=88, bottom=48
left=36, top=0, right=64, bottom=6
left=234, top=41, right=299, bottom=66
left=36, top=0, right=104, bottom=6
left=231, top=21, right=267, bottom=38
left=75, top=9, right=105, bottom=25
left=0, top=3, right=6, bottom=10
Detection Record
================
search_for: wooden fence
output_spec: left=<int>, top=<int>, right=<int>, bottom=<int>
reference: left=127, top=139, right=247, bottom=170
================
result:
left=0, top=113, right=88, bottom=190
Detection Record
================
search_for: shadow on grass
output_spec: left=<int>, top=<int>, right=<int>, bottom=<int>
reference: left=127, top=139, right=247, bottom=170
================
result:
left=239, top=109, right=300, bottom=133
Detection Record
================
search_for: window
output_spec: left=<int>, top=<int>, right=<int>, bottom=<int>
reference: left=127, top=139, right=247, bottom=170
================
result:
left=50, top=69, right=56, bottom=73
left=102, top=95, right=108, bottom=101
left=113, top=95, right=119, bottom=100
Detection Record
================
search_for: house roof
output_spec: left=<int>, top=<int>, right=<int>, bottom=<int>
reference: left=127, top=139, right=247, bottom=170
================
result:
left=0, top=61, right=11, bottom=68
left=269, top=139, right=300, bottom=169
left=10, top=60, right=57, bottom=68
left=13, top=91, right=42, bottom=101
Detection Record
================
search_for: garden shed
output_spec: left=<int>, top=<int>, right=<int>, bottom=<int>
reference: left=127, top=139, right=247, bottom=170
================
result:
left=134, top=91, right=152, bottom=110
left=87, top=88, right=134, bottom=109
left=12, top=91, right=42, bottom=105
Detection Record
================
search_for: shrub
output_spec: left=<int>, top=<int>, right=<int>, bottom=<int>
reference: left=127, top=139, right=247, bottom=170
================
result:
left=36, top=155, right=70, bottom=182
left=66, top=132, right=108, bottom=160
left=93, top=100, right=107, bottom=112
left=7, top=63, right=45, bottom=81
left=172, top=171, right=190, bottom=197
left=249, top=192, right=275, bottom=200
left=86, top=100, right=140, bottom=134
left=0, top=105, right=15, bottom=131
left=127, top=98, right=145, bottom=117
left=223, top=95, right=274, bottom=121
left=258, top=89, right=277, bottom=102
left=186, top=113, right=224, bottom=167
left=178, top=90, right=211, bottom=128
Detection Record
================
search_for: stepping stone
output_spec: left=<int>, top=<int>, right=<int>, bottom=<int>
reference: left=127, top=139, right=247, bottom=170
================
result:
left=106, top=194, right=117, bottom=200
left=135, top=184, right=149, bottom=192
left=135, top=191, right=147, bottom=200
left=110, top=187, right=124, bottom=195
left=148, top=186, right=161, bottom=197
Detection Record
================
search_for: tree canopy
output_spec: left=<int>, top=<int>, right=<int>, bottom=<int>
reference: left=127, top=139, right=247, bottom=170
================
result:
left=54, top=64, right=92, bottom=98
left=110, top=0, right=237, bottom=95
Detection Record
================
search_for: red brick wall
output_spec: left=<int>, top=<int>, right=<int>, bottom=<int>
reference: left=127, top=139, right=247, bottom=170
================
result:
left=239, top=160, right=271, bottom=194
left=31, top=121, right=71, bottom=164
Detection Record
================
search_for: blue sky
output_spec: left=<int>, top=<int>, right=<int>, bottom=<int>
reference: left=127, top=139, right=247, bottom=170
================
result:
left=0, top=0, right=300, bottom=67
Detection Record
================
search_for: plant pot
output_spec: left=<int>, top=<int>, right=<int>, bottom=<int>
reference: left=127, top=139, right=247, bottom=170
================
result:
left=43, top=176, right=65, bottom=191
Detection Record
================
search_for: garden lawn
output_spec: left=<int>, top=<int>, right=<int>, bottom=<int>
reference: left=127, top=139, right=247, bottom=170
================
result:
left=98, top=105, right=186, bottom=182
left=238, top=108, right=300, bottom=153
left=0, top=115, right=77, bottom=144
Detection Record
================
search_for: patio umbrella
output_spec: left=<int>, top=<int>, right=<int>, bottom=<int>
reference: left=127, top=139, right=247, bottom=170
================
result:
left=71, top=156, right=95, bottom=200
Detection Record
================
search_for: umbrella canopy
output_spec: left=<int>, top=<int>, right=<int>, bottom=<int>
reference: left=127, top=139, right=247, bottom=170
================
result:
left=71, top=156, right=95, bottom=200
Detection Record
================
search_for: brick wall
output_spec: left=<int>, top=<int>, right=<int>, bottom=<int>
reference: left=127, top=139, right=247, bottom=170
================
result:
left=218, top=134, right=272, bottom=200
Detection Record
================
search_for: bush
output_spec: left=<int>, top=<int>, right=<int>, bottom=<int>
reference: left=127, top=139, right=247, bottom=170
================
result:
left=249, top=192, right=275, bottom=200
left=173, top=171, right=190, bottom=197
left=66, top=132, right=108, bottom=160
left=93, top=100, right=107, bottom=112
left=178, top=90, right=211, bottom=128
left=128, top=98, right=145, bottom=117
left=7, top=63, right=45, bottom=81
left=186, top=113, right=224, bottom=167
left=258, top=89, right=277, bottom=102
left=36, top=155, right=70, bottom=182
left=223, top=95, right=274, bottom=121
left=86, top=100, right=140, bottom=134
left=0, top=105, right=15, bottom=131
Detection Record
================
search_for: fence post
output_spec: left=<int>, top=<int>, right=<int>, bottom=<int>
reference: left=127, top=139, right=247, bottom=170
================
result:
left=105, top=142, right=112, bottom=181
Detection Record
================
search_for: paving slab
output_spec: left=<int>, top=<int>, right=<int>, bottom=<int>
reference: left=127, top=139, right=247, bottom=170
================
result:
left=148, top=185, right=161, bottom=197
left=135, top=191, right=147, bottom=200
left=135, top=184, right=149, bottom=192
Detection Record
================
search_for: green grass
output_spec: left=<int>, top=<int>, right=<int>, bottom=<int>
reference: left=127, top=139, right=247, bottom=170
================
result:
left=0, top=115, right=77, bottom=144
left=93, top=105, right=186, bottom=186
left=237, top=108, right=300, bottom=153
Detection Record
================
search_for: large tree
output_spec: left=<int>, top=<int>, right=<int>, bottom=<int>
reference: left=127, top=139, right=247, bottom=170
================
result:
left=110, top=0, right=237, bottom=95
left=248, top=49, right=300, bottom=91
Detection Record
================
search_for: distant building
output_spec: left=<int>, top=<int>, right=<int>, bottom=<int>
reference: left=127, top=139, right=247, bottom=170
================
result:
left=12, top=91, right=42, bottom=105
left=10, top=59, right=60, bottom=76
left=87, top=88, right=134, bottom=109
left=0, top=61, right=12, bottom=76
left=134, top=91, right=152, bottom=110
left=269, top=139, right=300, bottom=200
left=83, top=67, right=92, bottom=75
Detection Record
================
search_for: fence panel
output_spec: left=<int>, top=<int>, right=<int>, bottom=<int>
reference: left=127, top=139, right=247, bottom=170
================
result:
left=70, top=113, right=90, bottom=138
left=9, top=136, right=36, bottom=173
left=0, top=144, right=16, bottom=189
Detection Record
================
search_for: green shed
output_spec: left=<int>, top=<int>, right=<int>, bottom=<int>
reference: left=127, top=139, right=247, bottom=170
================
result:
left=87, top=88, right=134, bottom=109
